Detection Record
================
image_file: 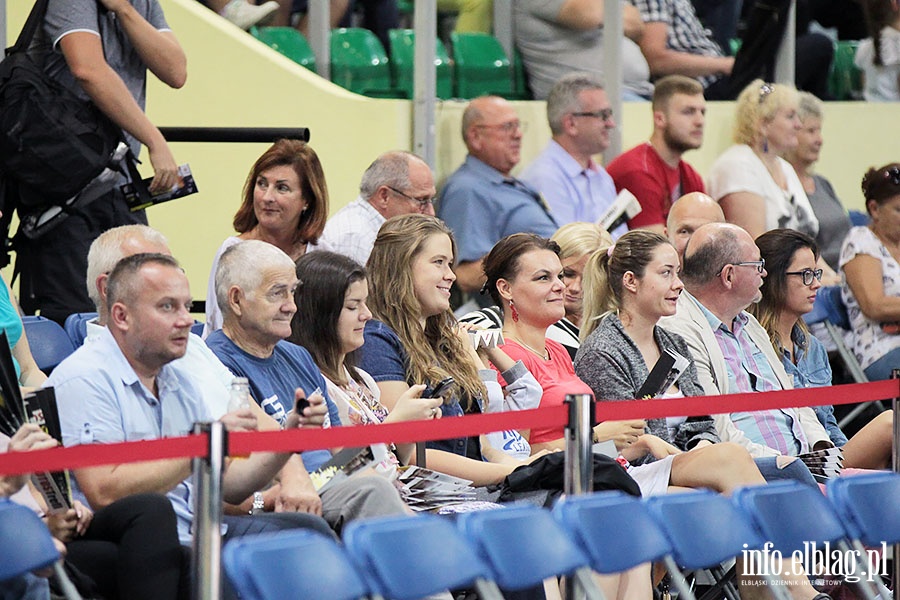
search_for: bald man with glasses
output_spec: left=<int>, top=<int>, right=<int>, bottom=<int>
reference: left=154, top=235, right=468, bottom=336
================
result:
left=659, top=222, right=832, bottom=463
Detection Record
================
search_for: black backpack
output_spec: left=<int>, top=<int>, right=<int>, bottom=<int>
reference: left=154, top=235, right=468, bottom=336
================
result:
left=0, top=0, right=126, bottom=210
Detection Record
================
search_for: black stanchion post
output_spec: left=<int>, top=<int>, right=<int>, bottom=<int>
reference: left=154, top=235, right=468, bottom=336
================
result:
left=564, top=393, right=595, bottom=496
left=416, top=442, right=427, bottom=469
left=191, top=421, right=227, bottom=600
left=892, top=370, right=900, bottom=593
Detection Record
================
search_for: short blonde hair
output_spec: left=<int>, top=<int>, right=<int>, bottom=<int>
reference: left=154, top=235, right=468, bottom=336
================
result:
left=733, top=79, right=799, bottom=145
left=550, top=222, right=613, bottom=262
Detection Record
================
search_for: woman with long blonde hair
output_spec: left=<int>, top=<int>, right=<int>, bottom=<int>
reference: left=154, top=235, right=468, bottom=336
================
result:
left=359, top=215, right=541, bottom=484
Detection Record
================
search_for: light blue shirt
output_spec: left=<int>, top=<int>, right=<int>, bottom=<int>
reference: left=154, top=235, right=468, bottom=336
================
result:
left=47, top=327, right=210, bottom=544
left=438, top=155, right=558, bottom=263
left=86, top=320, right=235, bottom=419
left=520, top=140, right=625, bottom=237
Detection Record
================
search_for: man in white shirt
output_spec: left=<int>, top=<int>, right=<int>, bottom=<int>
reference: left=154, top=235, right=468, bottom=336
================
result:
left=320, top=151, right=436, bottom=266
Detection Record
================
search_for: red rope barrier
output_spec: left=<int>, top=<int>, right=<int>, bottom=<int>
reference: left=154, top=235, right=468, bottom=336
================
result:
left=0, top=379, right=896, bottom=476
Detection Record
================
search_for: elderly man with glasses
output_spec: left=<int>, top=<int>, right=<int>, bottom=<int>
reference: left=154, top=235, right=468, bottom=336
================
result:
left=518, top=73, right=625, bottom=237
left=321, top=151, right=436, bottom=266
left=438, top=95, right=558, bottom=303
left=660, top=222, right=833, bottom=465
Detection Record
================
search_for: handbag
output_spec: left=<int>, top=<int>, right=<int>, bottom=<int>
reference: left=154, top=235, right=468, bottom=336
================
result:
left=0, top=0, right=150, bottom=218
left=497, top=451, right=642, bottom=506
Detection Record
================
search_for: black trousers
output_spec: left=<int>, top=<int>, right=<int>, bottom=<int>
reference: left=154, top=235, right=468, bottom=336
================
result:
left=66, top=493, right=186, bottom=600
left=16, top=188, right=146, bottom=325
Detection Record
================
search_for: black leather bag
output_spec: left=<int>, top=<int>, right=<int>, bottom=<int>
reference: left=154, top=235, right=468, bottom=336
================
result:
left=497, top=451, right=641, bottom=506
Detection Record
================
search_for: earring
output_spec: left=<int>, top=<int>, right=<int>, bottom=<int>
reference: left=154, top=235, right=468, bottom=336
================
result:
left=509, top=299, right=519, bottom=323
left=762, top=137, right=769, bottom=153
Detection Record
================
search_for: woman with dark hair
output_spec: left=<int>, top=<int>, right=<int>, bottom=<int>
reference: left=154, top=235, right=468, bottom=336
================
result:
left=204, top=139, right=330, bottom=335
left=841, top=163, right=900, bottom=382
left=751, top=229, right=893, bottom=470
left=290, top=251, right=443, bottom=465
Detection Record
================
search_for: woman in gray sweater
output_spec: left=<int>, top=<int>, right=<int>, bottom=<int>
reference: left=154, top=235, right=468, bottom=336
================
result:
left=574, top=230, right=766, bottom=496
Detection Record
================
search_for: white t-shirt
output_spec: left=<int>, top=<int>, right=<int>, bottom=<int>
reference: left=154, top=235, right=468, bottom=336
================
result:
left=855, top=27, right=900, bottom=101
left=707, top=144, right=819, bottom=236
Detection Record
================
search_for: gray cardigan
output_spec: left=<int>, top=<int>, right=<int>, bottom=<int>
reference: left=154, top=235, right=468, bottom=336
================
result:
left=574, top=313, right=719, bottom=462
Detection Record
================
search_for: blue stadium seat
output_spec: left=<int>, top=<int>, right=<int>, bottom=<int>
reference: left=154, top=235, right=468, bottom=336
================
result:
left=0, top=499, right=67, bottom=586
left=22, top=316, right=76, bottom=373
left=344, top=513, right=504, bottom=600
left=826, top=472, right=900, bottom=600
left=63, top=312, right=98, bottom=348
left=223, top=529, right=367, bottom=600
left=554, top=491, right=695, bottom=600
left=458, top=504, right=604, bottom=598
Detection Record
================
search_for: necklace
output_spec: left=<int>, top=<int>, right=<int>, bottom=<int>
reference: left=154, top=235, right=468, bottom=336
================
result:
left=504, top=331, right=549, bottom=360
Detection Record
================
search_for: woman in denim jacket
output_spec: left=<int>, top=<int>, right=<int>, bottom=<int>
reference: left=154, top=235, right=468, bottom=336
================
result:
left=751, top=229, right=892, bottom=470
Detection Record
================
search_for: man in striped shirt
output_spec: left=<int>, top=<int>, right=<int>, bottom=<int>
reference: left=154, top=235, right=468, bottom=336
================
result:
left=660, top=222, right=833, bottom=457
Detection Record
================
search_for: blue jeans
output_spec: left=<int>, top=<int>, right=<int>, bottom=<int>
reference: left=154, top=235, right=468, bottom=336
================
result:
left=754, top=456, right=818, bottom=487
left=863, top=347, right=900, bottom=382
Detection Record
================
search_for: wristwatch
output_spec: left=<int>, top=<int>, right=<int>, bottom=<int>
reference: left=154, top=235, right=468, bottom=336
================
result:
left=249, top=491, right=265, bottom=515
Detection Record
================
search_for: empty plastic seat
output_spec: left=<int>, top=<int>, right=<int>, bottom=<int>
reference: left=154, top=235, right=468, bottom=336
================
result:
left=458, top=504, right=604, bottom=598
left=63, top=311, right=98, bottom=348
left=388, top=29, right=454, bottom=99
left=511, top=48, right=533, bottom=100
left=827, top=472, right=899, bottom=599
left=450, top=32, right=513, bottom=99
left=22, top=316, right=76, bottom=373
left=848, top=209, right=870, bottom=227
left=0, top=500, right=65, bottom=584
left=223, top=529, right=368, bottom=600
left=343, top=514, right=504, bottom=600
left=330, top=28, right=402, bottom=98
left=828, top=40, right=863, bottom=101
left=250, top=26, right=317, bottom=72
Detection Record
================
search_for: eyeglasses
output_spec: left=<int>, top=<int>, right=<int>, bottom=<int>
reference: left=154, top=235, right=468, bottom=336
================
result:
left=476, top=120, right=525, bottom=134
left=571, top=108, right=614, bottom=121
left=786, top=268, right=823, bottom=286
left=387, top=186, right=435, bottom=211
left=759, top=82, right=775, bottom=103
left=718, top=259, right=766, bottom=275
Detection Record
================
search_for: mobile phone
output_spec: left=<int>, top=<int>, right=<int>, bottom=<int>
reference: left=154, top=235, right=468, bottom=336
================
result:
left=424, top=377, right=455, bottom=402
left=295, top=396, right=310, bottom=415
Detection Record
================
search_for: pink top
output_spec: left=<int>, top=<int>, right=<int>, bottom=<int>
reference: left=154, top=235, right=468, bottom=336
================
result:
left=498, top=339, right=593, bottom=444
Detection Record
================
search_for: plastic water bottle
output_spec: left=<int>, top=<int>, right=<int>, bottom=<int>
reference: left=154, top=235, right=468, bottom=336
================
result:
left=228, top=377, right=251, bottom=412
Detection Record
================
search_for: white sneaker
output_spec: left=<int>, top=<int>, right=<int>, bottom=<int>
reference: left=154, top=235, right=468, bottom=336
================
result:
left=221, top=0, right=279, bottom=30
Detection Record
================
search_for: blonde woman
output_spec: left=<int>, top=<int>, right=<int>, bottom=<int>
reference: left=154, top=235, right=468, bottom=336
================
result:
left=707, top=79, right=818, bottom=240
left=548, top=222, right=614, bottom=358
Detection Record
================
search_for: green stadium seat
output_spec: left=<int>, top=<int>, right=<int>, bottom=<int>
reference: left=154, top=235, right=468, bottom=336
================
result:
left=828, top=40, right=863, bottom=100
left=250, top=26, right=317, bottom=73
left=388, top=29, right=454, bottom=99
left=511, top=48, right=533, bottom=100
left=729, top=38, right=742, bottom=57
left=330, top=28, right=404, bottom=98
left=450, top=32, right=513, bottom=99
